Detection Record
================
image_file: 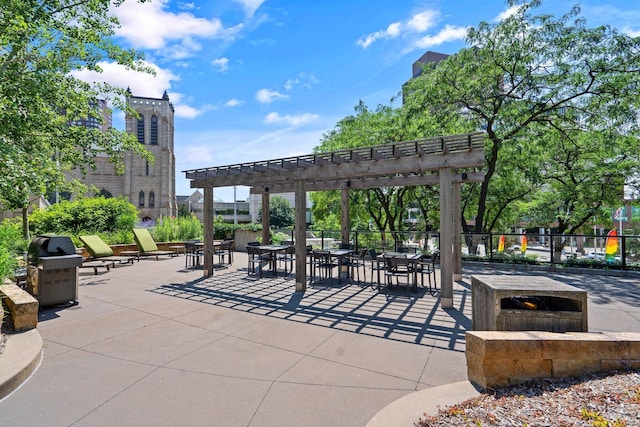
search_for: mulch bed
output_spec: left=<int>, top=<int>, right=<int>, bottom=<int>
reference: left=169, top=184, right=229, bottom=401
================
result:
left=417, top=370, right=640, bottom=426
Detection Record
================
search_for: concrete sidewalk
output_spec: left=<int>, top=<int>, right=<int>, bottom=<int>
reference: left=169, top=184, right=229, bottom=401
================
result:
left=1, top=253, right=639, bottom=426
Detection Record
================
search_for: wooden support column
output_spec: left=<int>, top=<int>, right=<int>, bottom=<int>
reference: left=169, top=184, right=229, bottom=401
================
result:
left=341, top=187, right=350, bottom=245
left=203, top=186, right=214, bottom=276
left=261, top=191, right=270, bottom=244
left=295, top=180, right=307, bottom=291
left=439, top=168, right=453, bottom=308
left=453, top=182, right=462, bottom=281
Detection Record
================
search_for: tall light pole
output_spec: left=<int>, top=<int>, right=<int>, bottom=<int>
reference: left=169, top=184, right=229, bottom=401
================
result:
left=233, top=186, right=238, bottom=225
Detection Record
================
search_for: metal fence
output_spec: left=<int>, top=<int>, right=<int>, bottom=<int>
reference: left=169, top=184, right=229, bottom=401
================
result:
left=270, top=229, right=640, bottom=271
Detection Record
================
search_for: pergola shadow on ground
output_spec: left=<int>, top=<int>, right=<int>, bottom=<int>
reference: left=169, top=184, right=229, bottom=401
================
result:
left=149, top=268, right=471, bottom=351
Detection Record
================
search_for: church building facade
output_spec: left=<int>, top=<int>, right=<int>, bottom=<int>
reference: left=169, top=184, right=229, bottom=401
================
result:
left=62, top=91, right=176, bottom=221
left=123, top=91, right=176, bottom=220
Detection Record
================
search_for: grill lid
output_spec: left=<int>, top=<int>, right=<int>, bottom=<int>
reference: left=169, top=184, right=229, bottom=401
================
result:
left=28, top=235, right=77, bottom=263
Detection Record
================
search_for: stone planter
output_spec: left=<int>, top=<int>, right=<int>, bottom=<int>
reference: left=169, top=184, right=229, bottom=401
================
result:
left=234, top=229, right=261, bottom=252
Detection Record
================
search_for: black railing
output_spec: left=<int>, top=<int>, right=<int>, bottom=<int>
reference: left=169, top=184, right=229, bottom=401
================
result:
left=269, top=229, right=640, bottom=271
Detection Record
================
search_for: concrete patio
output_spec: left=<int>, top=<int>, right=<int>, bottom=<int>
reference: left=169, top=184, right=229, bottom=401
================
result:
left=1, top=251, right=639, bottom=426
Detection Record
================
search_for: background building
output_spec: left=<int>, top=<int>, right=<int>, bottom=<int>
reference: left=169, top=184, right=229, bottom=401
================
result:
left=65, top=91, right=177, bottom=220
left=124, top=91, right=176, bottom=220
left=402, top=50, right=450, bottom=103
left=178, top=190, right=252, bottom=224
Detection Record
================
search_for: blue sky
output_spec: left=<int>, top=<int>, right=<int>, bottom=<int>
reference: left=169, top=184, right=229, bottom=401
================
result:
left=75, top=0, right=640, bottom=202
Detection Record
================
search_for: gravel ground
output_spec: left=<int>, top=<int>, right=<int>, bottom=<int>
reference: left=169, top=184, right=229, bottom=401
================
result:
left=417, top=370, right=640, bottom=426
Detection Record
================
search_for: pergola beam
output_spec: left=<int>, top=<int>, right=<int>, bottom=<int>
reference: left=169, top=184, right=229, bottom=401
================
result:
left=190, top=150, right=484, bottom=188
left=249, top=172, right=484, bottom=194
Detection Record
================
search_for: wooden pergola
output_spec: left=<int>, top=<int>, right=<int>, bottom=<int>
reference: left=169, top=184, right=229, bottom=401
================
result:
left=183, top=131, right=485, bottom=308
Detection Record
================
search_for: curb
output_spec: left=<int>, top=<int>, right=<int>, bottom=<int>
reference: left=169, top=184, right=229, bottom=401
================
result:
left=0, top=329, right=42, bottom=401
left=366, top=381, right=482, bottom=427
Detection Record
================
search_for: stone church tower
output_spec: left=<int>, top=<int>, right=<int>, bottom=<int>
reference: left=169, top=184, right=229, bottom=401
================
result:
left=56, top=92, right=176, bottom=221
left=124, top=91, right=176, bottom=220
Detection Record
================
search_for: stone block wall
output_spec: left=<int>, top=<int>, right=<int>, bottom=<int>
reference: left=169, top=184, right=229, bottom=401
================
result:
left=466, top=330, right=640, bottom=389
left=1, top=284, right=39, bottom=331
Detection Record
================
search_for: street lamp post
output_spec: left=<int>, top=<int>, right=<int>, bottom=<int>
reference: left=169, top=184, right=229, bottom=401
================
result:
left=233, top=186, right=238, bottom=225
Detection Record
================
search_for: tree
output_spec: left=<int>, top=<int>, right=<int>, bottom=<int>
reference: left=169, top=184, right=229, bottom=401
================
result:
left=178, top=203, right=191, bottom=218
left=0, top=0, right=154, bottom=238
left=404, top=0, right=640, bottom=236
left=312, top=101, right=434, bottom=236
left=257, top=196, right=295, bottom=228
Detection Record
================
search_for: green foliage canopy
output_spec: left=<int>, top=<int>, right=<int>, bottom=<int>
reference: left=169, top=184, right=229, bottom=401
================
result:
left=0, top=0, right=153, bottom=216
left=403, top=0, right=640, bottom=233
left=312, top=102, right=438, bottom=234
left=257, top=195, right=295, bottom=228
left=29, top=196, right=138, bottom=236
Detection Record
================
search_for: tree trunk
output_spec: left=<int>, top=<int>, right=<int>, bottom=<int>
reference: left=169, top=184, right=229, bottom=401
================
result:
left=22, top=206, right=30, bottom=241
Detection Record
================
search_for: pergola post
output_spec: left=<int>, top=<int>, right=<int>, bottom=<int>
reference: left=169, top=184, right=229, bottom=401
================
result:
left=439, top=167, right=453, bottom=308
left=295, top=180, right=307, bottom=291
left=203, top=186, right=214, bottom=276
left=261, top=191, right=270, bottom=244
left=453, top=182, right=462, bottom=281
left=341, top=187, right=350, bottom=245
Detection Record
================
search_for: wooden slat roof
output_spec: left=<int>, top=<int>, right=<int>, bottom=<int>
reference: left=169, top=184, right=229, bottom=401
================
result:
left=184, top=131, right=485, bottom=189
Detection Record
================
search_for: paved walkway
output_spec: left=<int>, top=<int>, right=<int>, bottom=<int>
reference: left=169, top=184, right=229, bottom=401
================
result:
left=1, top=253, right=639, bottom=426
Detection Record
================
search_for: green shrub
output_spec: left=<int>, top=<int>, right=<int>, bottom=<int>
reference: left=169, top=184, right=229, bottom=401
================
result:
left=0, top=218, right=28, bottom=255
left=30, top=197, right=138, bottom=236
left=0, top=249, right=15, bottom=283
left=271, top=232, right=290, bottom=244
left=0, top=218, right=26, bottom=282
left=154, top=215, right=203, bottom=242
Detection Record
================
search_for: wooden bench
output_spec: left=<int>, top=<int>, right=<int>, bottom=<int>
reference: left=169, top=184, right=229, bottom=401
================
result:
left=1, top=283, right=38, bottom=331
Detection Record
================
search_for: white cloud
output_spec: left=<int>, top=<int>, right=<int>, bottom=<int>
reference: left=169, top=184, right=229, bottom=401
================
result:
left=71, top=61, right=178, bottom=99
left=235, top=0, right=266, bottom=18
left=175, top=124, right=334, bottom=199
left=357, top=22, right=402, bottom=48
left=178, top=2, right=197, bottom=10
left=212, top=57, right=229, bottom=72
left=623, top=27, right=640, bottom=37
left=184, top=145, right=214, bottom=163
left=71, top=61, right=212, bottom=119
left=264, top=112, right=319, bottom=126
left=284, top=78, right=298, bottom=91
left=112, top=0, right=243, bottom=57
left=225, top=98, right=244, bottom=107
left=174, top=104, right=204, bottom=119
left=495, top=5, right=522, bottom=22
left=414, top=25, right=468, bottom=49
left=169, top=93, right=216, bottom=118
left=256, top=88, right=289, bottom=103
left=161, top=36, right=205, bottom=60
left=406, top=10, right=439, bottom=32
left=284, top=72, right=320, bottom=91
left=357, top=9, right=441, bottom=48
left=385, top=22, right=402, bottom=38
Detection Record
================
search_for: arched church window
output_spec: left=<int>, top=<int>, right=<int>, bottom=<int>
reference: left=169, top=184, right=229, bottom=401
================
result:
left=151, top=115, right=158, bottom=145
left=99, top=189, right=113, bottom=198
left=137, top=114, right=145, bottom=144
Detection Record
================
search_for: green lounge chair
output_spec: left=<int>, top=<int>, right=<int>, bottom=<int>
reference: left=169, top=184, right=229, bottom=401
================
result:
left=132, top=228, right=174, bottom=260
left=79, top=235, right=137, bottom=265
left=78, top=235, right=136, bottom=274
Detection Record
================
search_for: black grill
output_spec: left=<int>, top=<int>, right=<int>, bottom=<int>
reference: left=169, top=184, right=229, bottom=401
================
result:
left=26, top=235, right=82, bottom=306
